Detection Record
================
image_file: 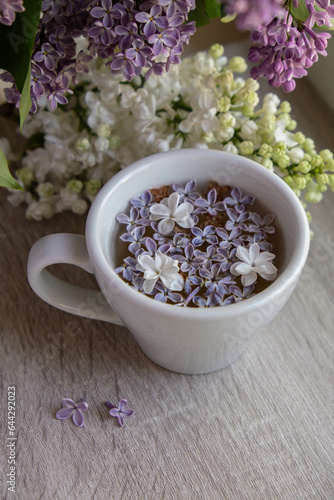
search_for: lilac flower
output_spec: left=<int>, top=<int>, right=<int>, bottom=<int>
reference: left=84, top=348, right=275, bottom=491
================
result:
left=115, top=256, right=139, bottom=281
left=194, top=189, right=225, bottom=216
left=175, top=242, right=205, bottom=272
left=216, top=247, right=238, bottom=272
left=0, top=0, right=24, bottom=26
left=136, top=251, right=184, bottom=293
left=243, top=232, right=273, bottom=252
left=229, top=284, right=256, bottom=302
left=149, top=192, right=195, bottom=235
left=120, top=225, right=146, bottom=253
left=48, top=88, right=70, bottom=111
left=223, top=187, right=255, bottom=213
left=191, top=225, right=218, bottom=247
left=148, top=29, right=179, bottom=57
left=153, top=282, right=183, bottom=303
left=115, top=22, right=140, bottom=50
left=195, top=244, right=225, bottom=268
left=224, top=0, right=284, bottom=31
left=216, top=227, right=243, bottom=249
left=91, top=0, right=122, bottom=29
left=169, top=232, right=190, bottom=255
left=225, top=209, right=250, bottom=231
left=159, top=0, right=190, bottom=19
left=126, top=39, right=153, bottom=67
left=130, top=190, right=154, bottom=218
left=248, top=213, right=275, bottom=234
left=56, top=398, right=88, bottom=427
left=116, top=206, right=150, bottom=232
left=34, top=43, right=61, bottom=71
left=230, top=243, right=278, bottom=286
left=135, top=4, right=169, bottom=36
left=172, top=179, right=200, bottom=202
left=105, top=399, right=135, bottom=426
left=31, top=64, right=51, bottom=97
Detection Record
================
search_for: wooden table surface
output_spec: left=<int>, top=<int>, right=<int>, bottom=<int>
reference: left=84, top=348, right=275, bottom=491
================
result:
left=0, top=41, right=333, bottom=500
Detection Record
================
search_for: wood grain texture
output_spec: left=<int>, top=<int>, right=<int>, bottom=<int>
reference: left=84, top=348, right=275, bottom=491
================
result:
left=0, top=40, right=333, bottom=500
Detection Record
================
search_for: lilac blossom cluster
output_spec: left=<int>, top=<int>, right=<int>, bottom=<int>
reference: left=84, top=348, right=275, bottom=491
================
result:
left=0, top=0, right=24, bottom=26
left=223, top=0, right=284, bottom=31
left=1, top=0, right=196, bottom=112
left=115, top=181, right=278, bottom=308
left=247, top=0, right=334, bottom=92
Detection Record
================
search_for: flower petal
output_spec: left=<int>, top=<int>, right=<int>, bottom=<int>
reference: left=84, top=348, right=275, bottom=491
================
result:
left=72, top=409, right=85, bottom=427
left=56, top=407, right=74, bottom=420
left=158, top=218, right=175, bottom=235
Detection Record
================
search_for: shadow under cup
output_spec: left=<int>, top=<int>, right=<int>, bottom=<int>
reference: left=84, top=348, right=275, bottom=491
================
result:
left=87, top=149, right=310, bottom=374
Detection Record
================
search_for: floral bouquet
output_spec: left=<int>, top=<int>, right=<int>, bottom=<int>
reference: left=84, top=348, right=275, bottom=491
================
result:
left=0, top=0, right=334, bottom=189
left=3, top=44, right=333, bottom=225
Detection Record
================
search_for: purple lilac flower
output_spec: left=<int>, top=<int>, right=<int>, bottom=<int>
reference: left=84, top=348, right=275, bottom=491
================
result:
left=91, top=0, right=122, bottom=29
left=56, top=398, right=88, bottom=427
left=135, top=4, right=169, bottom=36
left=191, top=225, right=218, bottom=247
left=223, top=187, right=255, bottom=213
left=225, top=209, right=250, bottom=231
left=172, top=179, right=200, bottom=202
left=130, top=190, right=154, bottom=218
left=216, top=247, right=238, bottom=272
left=243, top=232, right=273, bottom=252
left=224, top=0, right=284, bottom=31
left=120, top=225, right=147, bottom=253
left=229, top=284, right=256, bottom=302
left=248, top=213, right=275, bottom=234
left=216, top=227, right=243, bottom=249
left=116, top=206, right=150, bottom=232
left=153, top=281, right=183, bottom=303
left=174, top=242, right=206, bottom=272
left=194, top=244, right=225, bottom=268
left=126, top=39, right=153, bottom=66
left=105, top=399, right=135, bottom=426
left=194, top=189, right=226, bottom=216
left=0, top=0, right=24, bottom=26
left=248, top=1, right=334, bottom=92
left=115, top=256, right=139, bottom=281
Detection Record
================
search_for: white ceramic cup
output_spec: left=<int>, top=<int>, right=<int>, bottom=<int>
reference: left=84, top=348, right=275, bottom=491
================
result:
left=27, top=149, right=310, bottom=374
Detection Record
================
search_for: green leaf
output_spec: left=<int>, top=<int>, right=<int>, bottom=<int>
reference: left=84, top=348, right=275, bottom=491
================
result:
left=0, top=0, right=42, bottom=93
left=0, top=148, right=22, bottom=190
left=188, top=0, right=211, bottom=27
left=290, top=0, right=309, bottom=23
left=205, top=0, right=222, bottom=20
left=19, top=64, right=32, bottom=130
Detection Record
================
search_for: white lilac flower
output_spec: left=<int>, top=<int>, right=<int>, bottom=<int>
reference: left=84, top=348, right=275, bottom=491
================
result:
left=149, top=192, right=195, bottom=235
left=136, top=251, right=184, bottom=294
left=230, top=243, right=277, bottom=286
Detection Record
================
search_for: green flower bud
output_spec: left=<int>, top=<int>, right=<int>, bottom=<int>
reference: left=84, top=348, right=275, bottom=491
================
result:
left=109, top=134, right=121, bottom=150
left=284, top=175, right=294, bottom=187
left=293, top=176, right=307, bottom=190
left=209, top=44, right=224, bottom=59
left=273, top=142, right=286, bottom=158
left=326, top=159, right=334, bottom=172
left=67, top=179, right=83, bottom=193
left=238, top=140, right=254, bottom=155
left=279, top=101, right=291, bottom=113
left=277, top=155, right=290, bottom=169
left=318, top=184, right=327, bottom=192
left=85, top=179, right=102, bottom=195
left=293, top=131, right=305, bottom=145
left=217, top=96, right=231, bottom=112
left=292, top=187, right=301, bottom=197
left=303, top=138, right=315, bottom=153
left=202, top=132, right=215, bottom=143
left=16, top=167, right=34, bottom=186
left=286, top=119, right=297, bottom=131
left=305, top=191, right=323, bottom=203
left=259, top=157, right=274, bottom=170
left=319, top=149, right=333, bottom=162
left=36, top=182, right=54, bottom=197
left=310, top=154, right=323, bottom=168
left=227, top=56, right=247, bottom=73
left=259, top=144, right=273, bottom=158
left=97, top=123, right=111, bottom=139
left=75, top=137, right=90, bottom=152
left=295, top=160, right=311, bottom=174
left=315, top=173, right=329, bottom=185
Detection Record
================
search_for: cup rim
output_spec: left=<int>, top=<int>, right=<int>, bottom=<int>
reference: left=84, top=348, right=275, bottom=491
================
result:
left=86, top=149, right=310, bottom=319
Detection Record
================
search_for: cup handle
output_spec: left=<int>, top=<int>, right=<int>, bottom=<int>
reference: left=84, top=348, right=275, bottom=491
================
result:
left=27, top=233, right=124, bottom=325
